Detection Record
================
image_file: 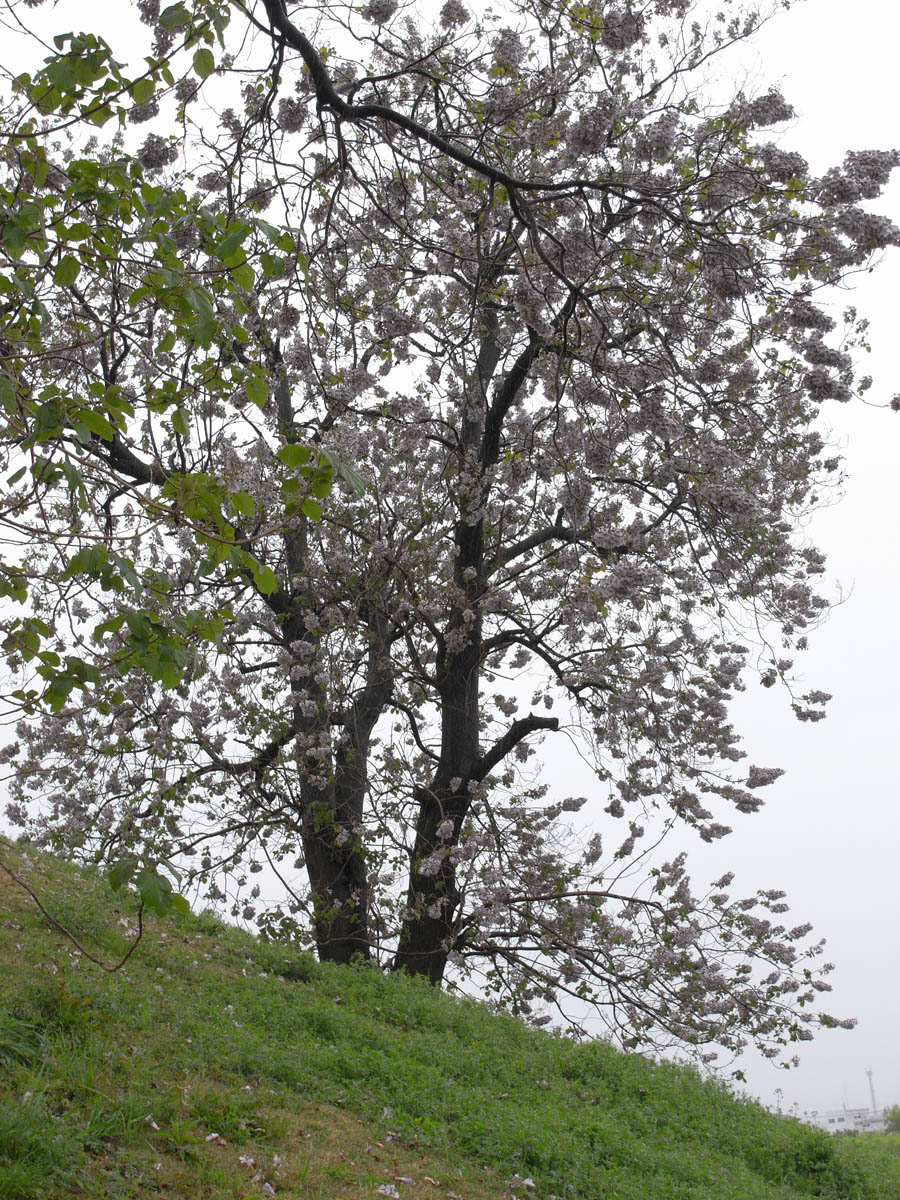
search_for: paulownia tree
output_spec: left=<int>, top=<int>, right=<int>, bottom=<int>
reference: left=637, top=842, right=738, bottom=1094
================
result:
left=2, top=0, right=897, bottom=1059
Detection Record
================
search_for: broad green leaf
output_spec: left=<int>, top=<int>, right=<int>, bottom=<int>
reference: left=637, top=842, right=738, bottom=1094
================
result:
left=156, top=231, right=177, bottom=257
left=109, top=856, right=139, bottom=891
left=87, top=103, right=114, bottom=127
left=135, top=867, right=174, bottom=915
left=127, top=285, right=151, bottom=308
left=253, top=564, right=278, bottom=595
left=159, top=2, right=190, bottom=29
left=130, top=77, right=155, bottom=104
left=92, top=615, right=125, bottom=643
left=216, top=225, right=250, bottom=260
left=54, top=255, right=81, bottom=287
left=171, top=407, right=190, bottom=437
left=245, top=371, right=267, bottom=408
left=193, top=48, right=215, bottom=80
left=230, top=260, right=254, bottom=291
left=277, top=444, right=312, bottom=469
left=256, top=219, right=280, bottom=243
left=79, top=408, right=115, bottom=441
left=170, top=893, right=191, bottom=916
left=0, top=568, right=28, bottom=603
left=301, top=498, right=322, bottom=521
left=44, top=674, right=74, bottom=711
left=0, top=375, right=18, bottom=415
left=183, top=287, right=216, bottom=347
left=336, top=461, right=367, bottom=496
left=230, top=490, right=255, bottom=517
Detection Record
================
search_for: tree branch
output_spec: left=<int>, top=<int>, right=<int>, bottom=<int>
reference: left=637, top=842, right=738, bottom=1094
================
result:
left=0, top=847, right=145, bottom=973
left=473, top=712, right=559, bottom=782
left=490, top=508, right=631, bottom=574
left=94, top=434, right=168, bottom=488
left=256, top=0, right=631, bottom=200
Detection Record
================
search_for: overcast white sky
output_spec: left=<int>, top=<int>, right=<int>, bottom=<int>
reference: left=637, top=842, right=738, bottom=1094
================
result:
left=1, top=0, right=897, bottom=1122
left=674, top=0, right=900, bottom=1118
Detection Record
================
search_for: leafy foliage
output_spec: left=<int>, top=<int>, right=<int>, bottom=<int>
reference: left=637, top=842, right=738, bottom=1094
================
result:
left=1, top=0, right=898, bottom=1063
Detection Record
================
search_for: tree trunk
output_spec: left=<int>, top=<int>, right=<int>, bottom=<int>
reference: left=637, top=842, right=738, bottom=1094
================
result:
left=281, top=590, right=393, bottom=964
left=393, top=303, right=520, bottom=983
left=299, top=792, right=371, bottom=963
left=393, top=501, right=485, bottom=982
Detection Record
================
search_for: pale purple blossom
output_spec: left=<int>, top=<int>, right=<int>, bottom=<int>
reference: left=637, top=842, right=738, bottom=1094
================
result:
left=439, top=0, right=468, bottom=28
left=363, top=0, right=398, bottom=25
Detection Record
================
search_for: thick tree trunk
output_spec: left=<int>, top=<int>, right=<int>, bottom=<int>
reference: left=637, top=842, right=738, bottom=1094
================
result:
left=277, top=571, right=392, bottom=963
left=299, top=794, right=371, bottom=963
left=301, top=621, right=393, bottom=963
left=393, top=308, right=550, bottom=984
left=393, top=451, right=485, bottom=982
left=393, top=772, right=472, bottom=979
left=264, top=350, right=397, bottom=964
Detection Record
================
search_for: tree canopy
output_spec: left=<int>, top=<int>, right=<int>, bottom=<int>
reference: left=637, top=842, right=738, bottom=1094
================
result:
left=1, top=0, right=897, bottom=1063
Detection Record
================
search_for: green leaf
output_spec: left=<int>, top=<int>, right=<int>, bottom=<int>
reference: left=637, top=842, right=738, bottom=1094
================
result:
left=230, top=260, right=254, bottom=291
left=336, top=461, right=367, bottom=497
left=193, top=48, right=215, bottom=80
left=159, top=2, right=190, bottom=29
left=170, top=893, right=190, bottom=916
left=215, top=225, right=250, bottom=260
left=54, top=255, right=81, bottom=287
left=44, top=675, right=74, bottom=711
left=92, top=614, right=125, bottom=643
left=136, top=867, right=174, bottom=915
left=244, top=371, right=267, bottom=409
left=301, top=498, right=322, bottom=521
left=127, top=285, right=151, bottom=309
left=230, top=490, right=255, bottom=517
left=87, top=103, right=114, bottom=127
left=183, top=287, right=216, bottom=347
left=130, top=77, right=155, bottom=105
left=0, top=569, right=27, bottom=603
left=171, top=407, right=190, bottom=437
left=79, top=408, right=115, bottom=441
left=0, top=375, right=18, bottom=415
left=277, top=444, right=312, bottom=469
left=253, top=564, right=278, bottom=595
left=109, top=856, right=139, bottom=891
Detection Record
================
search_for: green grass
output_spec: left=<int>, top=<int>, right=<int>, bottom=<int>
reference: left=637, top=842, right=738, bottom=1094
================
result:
left=1, top=841, right=897, bottom=1200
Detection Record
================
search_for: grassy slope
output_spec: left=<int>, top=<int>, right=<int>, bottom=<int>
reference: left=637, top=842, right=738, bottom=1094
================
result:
left=1, top=844, right=898, bottom=1200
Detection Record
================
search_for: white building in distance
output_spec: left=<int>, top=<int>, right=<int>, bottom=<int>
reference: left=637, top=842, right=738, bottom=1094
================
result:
left=809, top=1107, right=887, bottom=1134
